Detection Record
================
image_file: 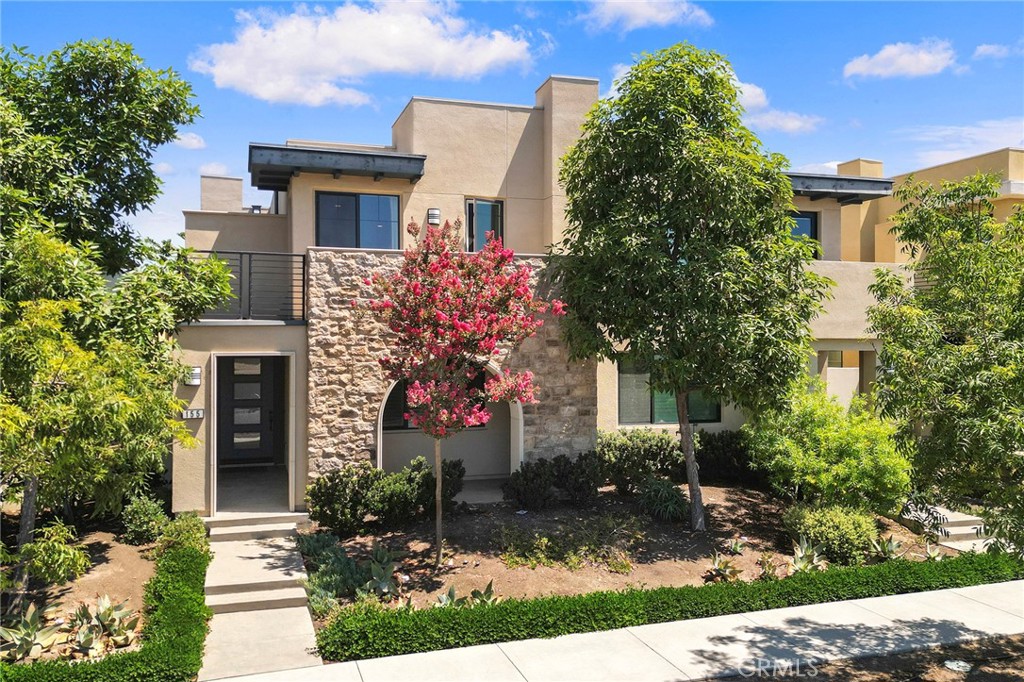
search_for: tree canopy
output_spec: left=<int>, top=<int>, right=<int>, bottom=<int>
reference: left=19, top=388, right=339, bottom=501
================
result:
left=549, top=43, right=830, bottom=530
left=868, top=173, right=1024, bottom=553
left=1, top=40, right=199, bottom=274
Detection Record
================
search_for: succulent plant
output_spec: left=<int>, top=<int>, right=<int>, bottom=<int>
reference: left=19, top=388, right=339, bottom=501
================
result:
left=870, top=534, right=905, bottom=561
left=791, top=536, right=828, bottom=573
left=703, top=551, right=743, bottom=583
left=755, top=552, right=785, bottom=581
left=0, top=602, right=67, bottom=662
left=727, top=537, right=748, bottom=556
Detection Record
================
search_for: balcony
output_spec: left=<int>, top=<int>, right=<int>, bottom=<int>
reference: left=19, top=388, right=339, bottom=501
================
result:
left=197, top=251, right=306, bottom=321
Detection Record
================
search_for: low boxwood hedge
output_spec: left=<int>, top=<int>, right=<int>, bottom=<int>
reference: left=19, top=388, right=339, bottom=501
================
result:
left=1, top=544, right=212, bottom=681
left=317, top=552, right=1024, bottom=662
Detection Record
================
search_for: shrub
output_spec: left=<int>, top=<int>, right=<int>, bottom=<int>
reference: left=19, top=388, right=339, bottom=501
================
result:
left=20, top=522, right=90, bottom=586
left=152, top=513, right=209, bottom=559
left=120, top=496, right=169, bottom=546
left=551, top=452, right=603, bottom=507
left=637, top=477, right=689, bottom=523
left=306, top=461, right=383, bottom=537
left=503, top=459, right=556, bottom=510
left=365, top=468, right=423, bottom=527
left=693, top=430, right=765, bottom=486
left=0, top=526, right=212, bottom=681
left=597, top=429, right=681, bottom=495
left=783, top=505, right=879, bottom=566
left=316, top=552, right=1024, bottom=662
left=743, top=380, right=910, bottom=514
left=415, top=457, right=465, bottom=515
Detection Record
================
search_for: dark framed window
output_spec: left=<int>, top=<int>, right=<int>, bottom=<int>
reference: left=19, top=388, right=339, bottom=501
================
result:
left=791, top=211, right=820, bottom=258
left=466, top=198, right=503, bottom=251
left=382, top=373, right=488, bottom=430
left=617, top=361, right=721, bottom=425
left=316, top=192, right=399, bottom=249
left=826, top=350, right=844, bottom=368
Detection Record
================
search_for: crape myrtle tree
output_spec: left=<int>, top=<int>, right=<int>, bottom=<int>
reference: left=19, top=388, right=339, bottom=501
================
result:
left=364, top=219, right=564, bottom=566
left=868, top=174, right=1024, bottom=553
left=0, top=41, right=232, bottom=597
left=549, top=44, right=830, bottom=531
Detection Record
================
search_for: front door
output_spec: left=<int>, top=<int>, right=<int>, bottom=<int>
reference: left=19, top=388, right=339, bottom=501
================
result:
left=216, top=356, right=285, bottom=467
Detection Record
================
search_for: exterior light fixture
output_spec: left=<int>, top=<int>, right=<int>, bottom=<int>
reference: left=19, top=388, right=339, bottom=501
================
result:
left=186, top=367, right=202, bottom=386
left=427, top=208, right=441, bottom=225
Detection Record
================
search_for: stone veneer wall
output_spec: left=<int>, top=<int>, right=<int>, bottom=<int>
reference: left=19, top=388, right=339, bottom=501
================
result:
left=305, top=248, right=597, bottom=479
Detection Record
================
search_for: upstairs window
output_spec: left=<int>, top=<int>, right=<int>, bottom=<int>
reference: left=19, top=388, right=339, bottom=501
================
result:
left=466, top=198, right=503, bottom=251
left=791, top=211, right=821, bottom=258
left=617, top=361, right=721, bottom=425
left=316, top=192, right=399, bottom=249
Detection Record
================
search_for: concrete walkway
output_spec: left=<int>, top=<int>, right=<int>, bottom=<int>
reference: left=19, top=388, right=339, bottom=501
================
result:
left=198, top=513, right=321, bottom=681
left=226, top=580, right=1023, bottom=682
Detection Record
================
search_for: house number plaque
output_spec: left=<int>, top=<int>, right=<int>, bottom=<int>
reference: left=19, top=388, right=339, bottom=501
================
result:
left=181, top=409, right=205, bottom=420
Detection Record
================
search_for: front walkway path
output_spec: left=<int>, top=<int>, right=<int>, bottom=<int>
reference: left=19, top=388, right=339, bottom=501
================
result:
left=227, top=580, right=1023, bottom=681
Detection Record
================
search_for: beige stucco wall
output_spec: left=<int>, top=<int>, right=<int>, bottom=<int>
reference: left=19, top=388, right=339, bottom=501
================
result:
left=200, top=176, right=243, bottom=212
left=172, top=324, right=309, bottom=515
left=184, top=212, right=289, bottom=253
left=793, top=196, right=842, bottom=261
left=304, top=249, right=597, bottom=477
left=810, top=260, right=905, bottom=341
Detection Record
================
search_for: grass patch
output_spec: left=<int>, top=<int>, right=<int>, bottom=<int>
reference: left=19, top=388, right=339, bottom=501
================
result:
left=497, top=513, right=643, bottom=574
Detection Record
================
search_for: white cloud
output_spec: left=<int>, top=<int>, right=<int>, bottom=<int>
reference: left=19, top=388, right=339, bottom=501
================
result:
left=793, top=161, right=840, bottom=175
left=746, top=109, right=824, bottom=134
left=902, top=117, right=1024, bottom=167
left=190, top=3, right=534, bottom=108
left=174, top=132, right=206, bottom=150
left=844, top=39, right=957, bottom=79
left=154, top=162, right=175, bottom=175
left=736, top=81, right=768, bottom=111
left=579, top=0, right=712, bottom=33
left=973, top=43, right=1010, bottom=60
left=735, top=79, right=823, bottom=134
left=200, top=162, right=229, bottom=176
left=602, top=63, right=631, bottom=99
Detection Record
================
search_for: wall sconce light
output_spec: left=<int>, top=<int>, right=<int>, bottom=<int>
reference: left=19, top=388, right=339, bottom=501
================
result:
left=426, top=208, right=441, bottom=226
left=186, top=367, right=202, bottom=386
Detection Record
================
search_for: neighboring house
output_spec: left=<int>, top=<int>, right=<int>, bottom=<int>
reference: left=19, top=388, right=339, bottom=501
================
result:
left=169, top=74, right=1021, bottom=516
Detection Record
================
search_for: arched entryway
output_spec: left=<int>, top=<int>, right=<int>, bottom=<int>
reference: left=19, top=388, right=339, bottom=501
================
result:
left=375, top=367, right=523, bottom=481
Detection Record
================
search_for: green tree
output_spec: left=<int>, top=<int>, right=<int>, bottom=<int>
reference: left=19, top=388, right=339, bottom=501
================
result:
left=1, top=40, right=199, bottom=274
left=868, top=173, right=1024, bottom=553
left=549, top=44, right=830, bottom=530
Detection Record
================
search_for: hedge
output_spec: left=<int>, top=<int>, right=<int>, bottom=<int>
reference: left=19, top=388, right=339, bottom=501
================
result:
left=317, top=552, right=1024, bottom=662
left=0, top=544, right=212, bottom=681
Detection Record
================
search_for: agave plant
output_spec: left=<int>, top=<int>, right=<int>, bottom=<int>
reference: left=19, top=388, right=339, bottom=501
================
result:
left=0, top=602, right=67, bottom=662
left=434, top=585, right=469, bottom=609
left=470, top=580, right=502, bottom=607
left=70, top=595, right=140, bottom=654
left=791, top=536, right=828, bottom=573
left=362, top=540, right=401, bottom=600
left=922, top=542, right=944, bottom=562
left=870, top=534, right=906, bottom=561
left=703, top=551, right=743, bottom=583
left=727, top=537, right=748, bottom=556
left=755, top=552, right=785, bottom=581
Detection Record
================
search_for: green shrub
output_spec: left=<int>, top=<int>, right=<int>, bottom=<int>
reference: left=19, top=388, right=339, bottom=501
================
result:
left=152, top=513, right=209, bottom=559
left=0, top=530, right=212, bottom=681
left=783, top=505, right=879, bottom=566
left=316, top=552, right=1023, bottom=662
left=637, top=477, right=689, bottom=523
left=552, top=452, right=603, bottom=507
left=503, top=459, right=556, bottom=510
left=296, top=532, right=340, bottom=565
left=416, top=457, right=466, bottom=514
left=306, top=461, right=383, bottom=537
left=693, top=430, right=766, bottom=486
left=120, top=496, right=169, bottom=546
left=597, top=429, right=681, bottom=495
left=365, top=467, right=423, bottom=527
left=20, top=522, right=90, bottom=586
left=742, top=380, right=910, bottom=514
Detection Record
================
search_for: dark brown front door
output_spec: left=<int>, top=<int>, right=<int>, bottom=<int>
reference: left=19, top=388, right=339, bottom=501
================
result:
left=217, top=356, right=286, bottom=466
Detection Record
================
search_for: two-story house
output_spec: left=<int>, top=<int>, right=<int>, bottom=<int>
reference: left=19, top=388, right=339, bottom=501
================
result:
left=169, top=73, right=1018, bottom=517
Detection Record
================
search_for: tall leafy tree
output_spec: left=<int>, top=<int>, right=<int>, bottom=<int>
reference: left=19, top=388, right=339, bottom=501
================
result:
left=868, top=174, right=1024, bottom=553
left=549, top=44, right=830, bottom=531
left=364, top=219, right=562, bottom=566
left=2, top=40, right=199, bottom=274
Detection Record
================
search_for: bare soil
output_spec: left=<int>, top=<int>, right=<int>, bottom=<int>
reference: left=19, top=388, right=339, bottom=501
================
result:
left=718, top=634, right=1024, bottom=681
left=326, top=485, right=946, bottom=609
left=43, top=530, right=155, bottom=616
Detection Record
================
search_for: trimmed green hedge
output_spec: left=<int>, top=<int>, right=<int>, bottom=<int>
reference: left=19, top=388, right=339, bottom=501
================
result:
left=317, top=552, right=1024, bottom=662
left=0, top=544, right=212, bottom=681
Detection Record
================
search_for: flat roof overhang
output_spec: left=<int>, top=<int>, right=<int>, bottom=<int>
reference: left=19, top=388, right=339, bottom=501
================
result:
left=249, top=143, right=426, bottom=191
left=786, top=172, right=894, bottom=205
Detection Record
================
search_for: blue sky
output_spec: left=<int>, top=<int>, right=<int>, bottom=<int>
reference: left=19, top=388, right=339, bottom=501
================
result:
left=4, top=1, right=1023, bottom=243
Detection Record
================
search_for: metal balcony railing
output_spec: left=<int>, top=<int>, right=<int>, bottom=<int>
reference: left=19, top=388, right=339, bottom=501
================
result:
left=196, top=251, right=306, bottom=321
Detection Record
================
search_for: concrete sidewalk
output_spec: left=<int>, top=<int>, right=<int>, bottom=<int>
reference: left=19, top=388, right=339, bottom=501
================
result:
left=225, top=580, right=1023, bottom=682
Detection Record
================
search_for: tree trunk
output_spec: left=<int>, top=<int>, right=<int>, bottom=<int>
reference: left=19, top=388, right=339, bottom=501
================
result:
left=9, top=475, right=39, bottom=614
left=434, top=438, right=443, bottom=567
left=676, top=392, right=706, bottom=532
